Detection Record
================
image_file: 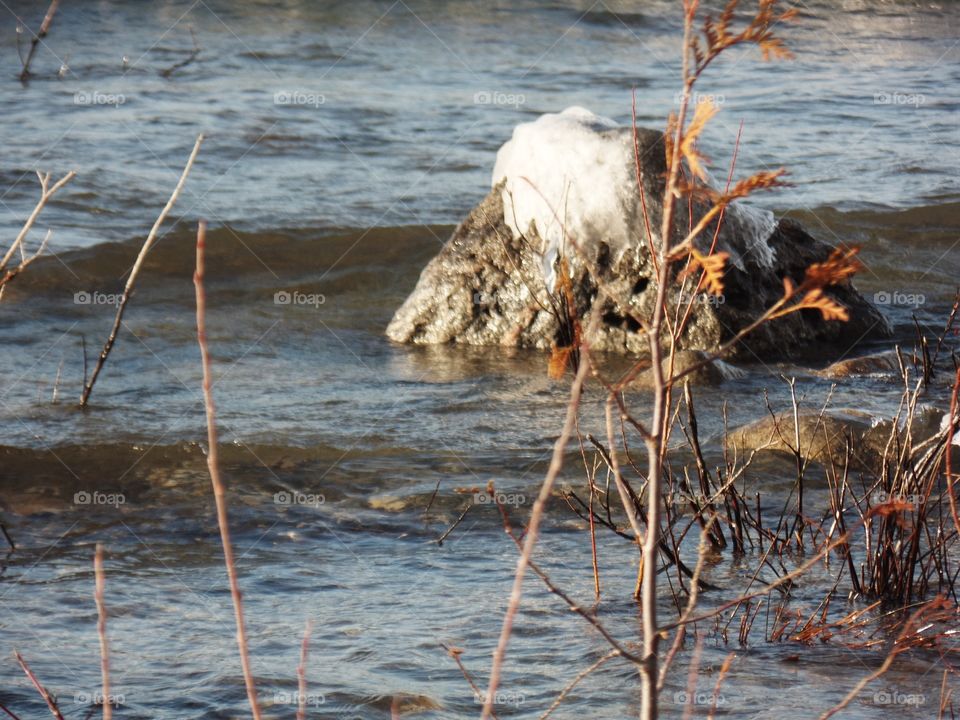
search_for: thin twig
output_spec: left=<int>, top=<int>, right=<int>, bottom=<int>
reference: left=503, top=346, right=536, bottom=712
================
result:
left=436, top=502, right=473, bottom=546
left=159, top=27, right=200, bottom=78
left=946, top=366, right=960, bottom=537
left=539, top=649, right=621, bottom=719
left=194, top=219, right=263, bottom=720
left=0, top=171, right=76, bottom=297
left=19, top=0, right=60, bottom=82
left=0, top=703, right=23, bottom=720
left=0, top=523, right=14, bottom=551
left=480, top=344, right=593, bottom=720
left=707, top=653, right=735, bottom=720
left=94, top=544, right=112, bottom=720
left=818, top=601, right=942, bottom=719
left=81, top=135, right=203, bottom=407
left=296, top=619, right=312, bottom=720
left=51, top=358, right=64, bottom=405
left=441, top=645, right=500, bottom=720
left=658, top=520, right=716, bottom=691
left=13, top=651, right=66, bottom=720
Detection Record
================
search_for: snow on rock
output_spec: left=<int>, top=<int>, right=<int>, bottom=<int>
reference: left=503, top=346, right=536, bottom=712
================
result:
left=492, top=107, right=645, bottom=286
left=940, top=413, right=960, bottom=446
left=724, top=201, right=779, bottom=270
left=491, top=106, right=779, bottom=283
left=386, top=107, right=892, bottom=359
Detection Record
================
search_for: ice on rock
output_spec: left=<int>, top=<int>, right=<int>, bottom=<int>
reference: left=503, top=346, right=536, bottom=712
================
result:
left=940, top=413, right=960, bottom=446
left=724, top=201, right=779, bottom=270
left=492, top=107, right=646, bottom=287
left=491, top=106, right=779, bottom=285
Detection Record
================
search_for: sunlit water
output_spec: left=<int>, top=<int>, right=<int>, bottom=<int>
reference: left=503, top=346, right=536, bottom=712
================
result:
left=1, top=1, right=959, bottom=717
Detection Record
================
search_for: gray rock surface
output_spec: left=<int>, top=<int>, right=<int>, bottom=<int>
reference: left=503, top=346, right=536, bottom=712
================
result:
left=813, top=349, right=908, bottom=379
left=387, top=126, right=892, bottom=360
left=726, top=406, right=948, bottom=471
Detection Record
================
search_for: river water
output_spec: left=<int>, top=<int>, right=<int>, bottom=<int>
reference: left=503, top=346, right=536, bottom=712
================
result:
left=1, top=1, right=959, bottom=718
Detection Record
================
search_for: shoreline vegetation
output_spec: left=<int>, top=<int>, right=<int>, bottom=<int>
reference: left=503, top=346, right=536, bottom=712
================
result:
left=2, top=1, right=958, bottom=719
left=469, top=2, right=959, bottom=719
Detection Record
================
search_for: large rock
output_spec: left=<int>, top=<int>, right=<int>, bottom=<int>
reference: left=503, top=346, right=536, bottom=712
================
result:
left=387, top=108, right=891, bottom=360
left=726, top=406, right=950, bottom=471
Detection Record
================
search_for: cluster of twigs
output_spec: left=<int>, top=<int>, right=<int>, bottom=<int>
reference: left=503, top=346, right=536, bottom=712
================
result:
left=9, top=222, right=319, bottom=720
left=840, top=351, right=960, bottom=604
left=0, top=135, right=203, bottom=409
left=16, top=1, right=200, bottom=81
left=0, top=170, right=76, bottom=300
left=469, top=1, right=960, bottom=719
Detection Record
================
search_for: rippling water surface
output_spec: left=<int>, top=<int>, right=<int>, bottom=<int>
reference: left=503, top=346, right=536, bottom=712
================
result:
left=1, top=1, right=959, bottom=717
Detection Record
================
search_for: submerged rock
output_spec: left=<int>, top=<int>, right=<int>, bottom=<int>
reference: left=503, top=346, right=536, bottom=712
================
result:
left=727, top=406, right=949, bottom=470
left=727, top=410, right=875, bottom=469
left=387, top=107, right=891, bottom=360
left=814, top=349, right=911, bottom=379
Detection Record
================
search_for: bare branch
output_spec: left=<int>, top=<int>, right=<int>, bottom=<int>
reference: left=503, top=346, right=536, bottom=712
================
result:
left=194, top=220, right=263, bottom=720
left=81, top=135, right=203, bottom=407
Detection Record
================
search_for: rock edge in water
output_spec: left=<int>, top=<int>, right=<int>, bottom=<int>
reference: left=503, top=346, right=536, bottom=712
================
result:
left=387, top=119, right=891, bottom=361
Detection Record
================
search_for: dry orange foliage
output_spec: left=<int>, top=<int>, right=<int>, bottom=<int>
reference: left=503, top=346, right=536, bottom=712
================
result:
left=680, top=100, right=719, bottom=181
left=781, top=284, right=850, bottom=322
left=548, top=257, right=581, bottom=379
left=801, top=245, right=862, bottom=287
left=682, top=247, right=729, bottom=296
left=693, top=0, right=797, bottom=72
left=772, top=247, right=864, bottom=322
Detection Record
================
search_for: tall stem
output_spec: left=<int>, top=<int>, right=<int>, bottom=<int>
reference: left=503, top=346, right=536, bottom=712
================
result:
left=195, top=220, right=263, bottom=720
left=640, top=6, right=695, bottom=719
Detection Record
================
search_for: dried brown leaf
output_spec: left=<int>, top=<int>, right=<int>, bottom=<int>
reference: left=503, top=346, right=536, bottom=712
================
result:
left=681, top=100, right=719, bottom=181
left=683, top=247, right=729, bottom=296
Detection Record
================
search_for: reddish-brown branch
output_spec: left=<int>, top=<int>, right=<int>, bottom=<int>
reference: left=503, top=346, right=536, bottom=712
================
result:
left=94, top=544, right=112, bottom=720
left=195, top=220, right=263, bottom=720
left=13, top=652, right=65, bottom=720
left=480, top=347, right=594, bottom=720
left=19, top=0, right=60, bottom=82
left=946, top=366, right=960, bottom=537
left=296, top=619, right=312, bottom=720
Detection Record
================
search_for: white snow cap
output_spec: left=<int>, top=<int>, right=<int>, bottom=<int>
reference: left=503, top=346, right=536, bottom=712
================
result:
left=940, top=413, right=960, bottom=446
left=491, top=106, right=778, bottom=286
left=492, top=107, right=641, bottom=286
